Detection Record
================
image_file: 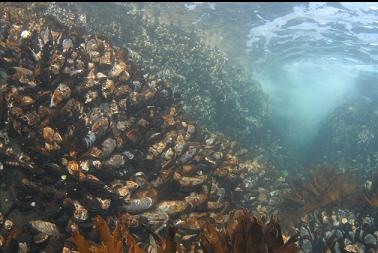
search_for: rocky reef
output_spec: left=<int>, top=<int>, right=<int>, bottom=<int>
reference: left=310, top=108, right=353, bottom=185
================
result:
left=1, top=3, right=378, bottom=253
left=0, top=3, right=294, bottom=252
left=18, top=2, right=284, bottom=163
left=308, top=96, right=378, bottom=175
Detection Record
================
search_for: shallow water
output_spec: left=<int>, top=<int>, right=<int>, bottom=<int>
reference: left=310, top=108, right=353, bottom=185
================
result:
left=1, top=3, right=378, bottom=253
left=129, top=2, right=378, bottom=167
left=246, top=2, right=378, bottom=160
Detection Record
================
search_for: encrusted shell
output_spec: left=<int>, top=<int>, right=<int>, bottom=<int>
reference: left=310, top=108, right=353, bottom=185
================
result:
left=73, top=201, right=88, bottom=221
left=157, top=201, right=189, bottom=215
left=123, top=197, right=153, bottom=213
left=101, top=138, right=117, bottom=158
left=29, top=220, right=59, bottom=236
left=50, top=83, right=71, bottom=107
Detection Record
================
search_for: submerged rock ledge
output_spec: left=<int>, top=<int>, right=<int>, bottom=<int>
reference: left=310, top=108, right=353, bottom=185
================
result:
left=0, top=4, right=284, bottom=252
left=0, top=3, right=377, bottom=253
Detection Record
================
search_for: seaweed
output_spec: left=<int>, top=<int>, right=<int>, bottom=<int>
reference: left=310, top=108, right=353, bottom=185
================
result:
left=72, top=216, right=124, bottom=253
left=72, top=216, right=176, bottom=253
left=199, top=208, right=299, bottom=253
left=72, top=211, right=298, bottom=253
left=124, top=226, right=145, bottom=253
left=363, top=173, right=378, bottom=209
left=283, top=166, right=358, bottom=214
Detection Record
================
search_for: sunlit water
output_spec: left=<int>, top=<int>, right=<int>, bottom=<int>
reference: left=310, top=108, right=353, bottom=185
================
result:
left=246, top=2, right=378, bottom=157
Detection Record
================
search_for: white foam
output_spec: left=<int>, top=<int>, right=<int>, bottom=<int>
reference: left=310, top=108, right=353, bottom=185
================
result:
left=247, top=3, right=378, bottom=64
left=184, top=3, right=198, bottom=11
left=256, top=57, right=364, bottom=148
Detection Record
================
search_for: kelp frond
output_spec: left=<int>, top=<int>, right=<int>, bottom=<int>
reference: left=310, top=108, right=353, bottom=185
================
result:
left=72, top=211, right=298, bottom=253
left=72, top=216, right=176, bottom=253
left=72, top=216, right=125, bottom=253
left=200, top=208, right=299, bottom=253
left=363, top=174, right=378, bottom=209
left=283, top=166, right=358, bottom=214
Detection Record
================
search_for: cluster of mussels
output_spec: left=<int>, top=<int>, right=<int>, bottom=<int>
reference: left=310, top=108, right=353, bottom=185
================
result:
left=296, top=207, right=378, bottom=253
left=35, top=2, right=276, bottom=160
left=279, top=167, right=378, bottom=253
left=0, top=6, right=277, bottom=253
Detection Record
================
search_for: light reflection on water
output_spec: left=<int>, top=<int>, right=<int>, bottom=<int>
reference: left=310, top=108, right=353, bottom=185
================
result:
left=246, top=2, right=378, bottom=152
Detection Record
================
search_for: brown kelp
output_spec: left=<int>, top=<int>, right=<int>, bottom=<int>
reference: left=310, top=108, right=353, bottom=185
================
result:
left=362, top=174, right=378, bottom=209
left=282, top=166, right=358, bottom=214
left=199, top=208, right=298, bottom=253
left=71, top=211, right=298, bottom=253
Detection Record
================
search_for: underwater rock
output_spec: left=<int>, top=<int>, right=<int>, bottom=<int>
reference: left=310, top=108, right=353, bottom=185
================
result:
left=0, top=3, right=376, bottom=253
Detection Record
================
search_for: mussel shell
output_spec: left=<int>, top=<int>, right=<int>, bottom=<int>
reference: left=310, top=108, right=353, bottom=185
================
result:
left=157, top=201, right=189, bottom=215
left=140, top=209, right=169, bottom=229
left=122, top=197, right=153, bottom=213
left=80, top=194, right=103, bottom=213
left=79, top=176, right=105, bottom=189
left=103, top=154, right=125, bottom=170
left=33, top=232, right=49, bottom=244
left=100, top=138, right=116, bottom=159
left=29, top=220, right=60, bottom=237
left=83, top=131, right=96, bottom=149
